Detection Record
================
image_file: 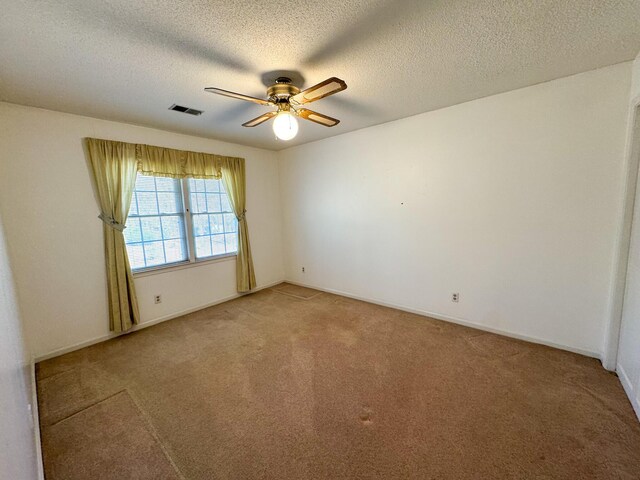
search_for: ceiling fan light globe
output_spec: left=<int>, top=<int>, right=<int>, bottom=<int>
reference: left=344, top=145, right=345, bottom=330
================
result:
left=272, top=112, right=298, bottom=141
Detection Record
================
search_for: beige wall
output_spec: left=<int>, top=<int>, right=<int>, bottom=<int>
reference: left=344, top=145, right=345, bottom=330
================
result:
left=0, top=210, right=40, bottom=479
left=617, top=52, right=640, bottom=419
left=278, top=62, right=632, bottom=357
left=0, top=103, right=284, bottom=359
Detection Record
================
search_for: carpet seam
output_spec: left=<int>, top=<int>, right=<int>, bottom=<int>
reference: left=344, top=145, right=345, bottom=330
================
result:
left=125, top=390, right=187, bottom=480
left=37, top=367, right=76, bottom=383
left=46, top=389, right=128, bottom=427
left=272, top=288, right=323, bottom=300
left=43, top=389, right=186, bottom=480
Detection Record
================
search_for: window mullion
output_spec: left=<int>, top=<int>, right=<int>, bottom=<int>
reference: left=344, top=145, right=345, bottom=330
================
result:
left=181, top=178, right=197, bottom=263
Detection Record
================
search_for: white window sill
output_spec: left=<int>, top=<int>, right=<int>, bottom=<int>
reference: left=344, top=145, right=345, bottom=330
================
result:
left=132, top=253, right=237, bottom=278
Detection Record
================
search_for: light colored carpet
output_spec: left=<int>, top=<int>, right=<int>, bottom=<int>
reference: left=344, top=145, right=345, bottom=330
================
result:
left=37, top=283, right=640, bottom=479
left=40, top=390, right=182, bottom=480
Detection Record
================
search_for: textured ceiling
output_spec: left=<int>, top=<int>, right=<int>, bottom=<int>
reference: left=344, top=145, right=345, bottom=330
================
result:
left=1, top=0, right=639, bottom=150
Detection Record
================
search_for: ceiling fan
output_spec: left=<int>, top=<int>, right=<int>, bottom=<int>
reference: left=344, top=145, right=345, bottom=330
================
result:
left=204, top=76, right=347, bottom=141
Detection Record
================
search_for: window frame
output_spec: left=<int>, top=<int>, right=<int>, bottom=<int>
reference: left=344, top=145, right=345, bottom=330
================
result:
left=127, top=176, right=238, bottom=276
left=186, top=177, right=239, bottom=261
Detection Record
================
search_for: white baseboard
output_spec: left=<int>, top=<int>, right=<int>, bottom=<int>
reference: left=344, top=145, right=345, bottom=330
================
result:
left=617, top=363, right=640, bottom=422
left=285, top=279, right=602, bottom=360
left=30, top=359, right=45, bottom=480
left=34, top=279, right=284, bottom=362
left=35, top=276, right=602, bottom=363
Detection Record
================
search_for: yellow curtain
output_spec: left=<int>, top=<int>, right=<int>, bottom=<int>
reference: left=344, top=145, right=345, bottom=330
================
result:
left=137, top=144, right=226, bottom=179
left=86, top=138, right=140, bottom=332
left=221, top=158, right=257, bottom=292
left=86, top=138, right=256, bottom=308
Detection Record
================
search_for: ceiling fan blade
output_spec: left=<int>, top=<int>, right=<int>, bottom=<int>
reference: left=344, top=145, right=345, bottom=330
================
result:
left=204, top=87, right=274, bottom=106
left=297, top=108, right=340, bottom=127
left=290, top=77, right=347, bottom=105
left=242, top=111, right=277, bottom=127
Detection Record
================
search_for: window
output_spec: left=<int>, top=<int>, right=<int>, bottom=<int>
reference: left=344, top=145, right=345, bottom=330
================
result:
left=124, top=173, right=237, bottom=271
left=125, top=175, right=188, bottom=270
left=188, top=178, right=238, bottom=258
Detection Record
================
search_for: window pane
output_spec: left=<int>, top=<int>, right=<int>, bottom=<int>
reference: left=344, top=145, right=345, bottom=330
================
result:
left=224, top=233, right=238, bottom=253
left=140, top=217, right=162, bottom=241
left=192, top=214, right=210, bottom=236
left=195, top=236, right=212, bottom=258
left=124, top=217, right=142, bottom=243
left=206, top=193, right=221, bottom=212
left=126, top=173, right=187, bottom=270
left=144, top=241, right=165, bottom=266
left=137, top=192, right=159, bottom=215
left=212, top=234, right=226, bottom=255
left=164, top=239, right=186, bottom=263
left=161, top=216, right=184, bottom=240
left=157, top=192, right=181, bottom=214
left=126, top=243, right=145, bottom=270
left=210, top=214, right=224, bottom=234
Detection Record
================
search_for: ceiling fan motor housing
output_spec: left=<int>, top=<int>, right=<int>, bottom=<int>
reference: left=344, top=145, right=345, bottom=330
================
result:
left=267, top=77, right=300, bottom=104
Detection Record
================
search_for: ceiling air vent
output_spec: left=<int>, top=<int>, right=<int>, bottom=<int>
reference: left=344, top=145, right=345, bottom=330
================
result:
left=169, top=104, right=204, bottom=116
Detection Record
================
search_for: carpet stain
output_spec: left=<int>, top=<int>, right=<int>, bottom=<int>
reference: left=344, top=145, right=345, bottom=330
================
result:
left=359, top=407, right=374, bottom=425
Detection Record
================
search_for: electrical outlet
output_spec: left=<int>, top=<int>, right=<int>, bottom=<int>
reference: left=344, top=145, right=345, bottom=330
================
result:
left=154, top=294, right=162, bottom=304
left=302, top=266, right=305, bottom=273
left=452, top=293, right=459, bottom=303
